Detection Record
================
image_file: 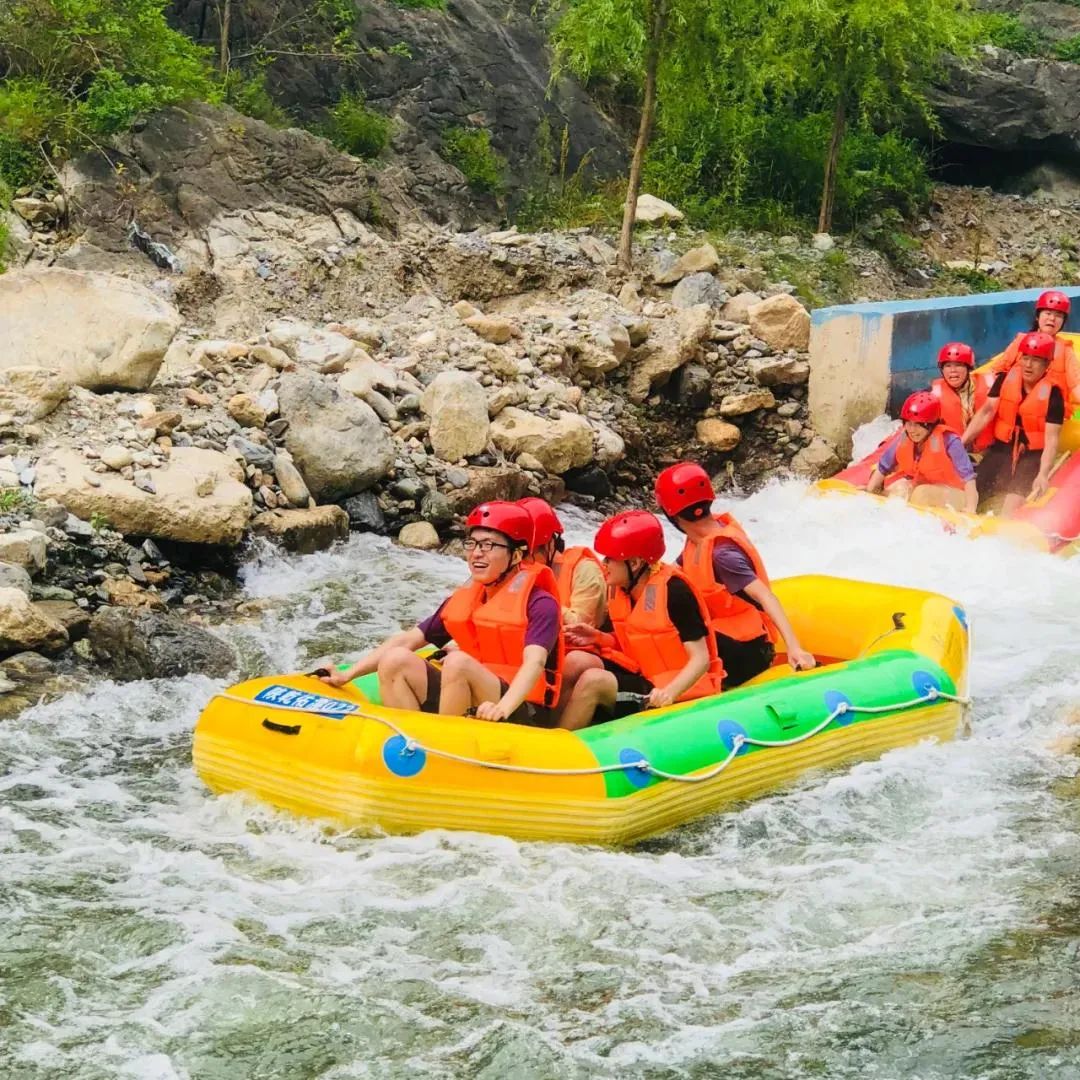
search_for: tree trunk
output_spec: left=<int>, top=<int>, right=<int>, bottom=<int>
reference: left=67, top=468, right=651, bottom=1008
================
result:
left=219, top=0, right=232, bottom=76
left=618, top=0, right=666, bottom=272
left=818, top=91, right=846, bottom=234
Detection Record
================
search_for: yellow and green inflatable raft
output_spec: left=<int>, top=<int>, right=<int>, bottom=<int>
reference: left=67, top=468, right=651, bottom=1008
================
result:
left=194, top=575, right=970, bottom=845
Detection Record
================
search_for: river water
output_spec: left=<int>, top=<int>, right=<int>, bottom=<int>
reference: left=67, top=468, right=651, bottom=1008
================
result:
left=3, top=475, right=1080, bottom=1079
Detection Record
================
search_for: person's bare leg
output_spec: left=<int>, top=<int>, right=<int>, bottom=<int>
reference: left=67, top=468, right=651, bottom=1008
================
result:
left=438, top=649, right=504, bottom=716
left=1002, top=492, right=1025, bottom=517
left=559, top=668, right=618, bottom=731
left=557, top=650, right=603, bottom=714
left=886, top=478, right=913, bottom=501
left=909, top=483, right=965, bottom=511
left=377, top=647, right=430, bottom=710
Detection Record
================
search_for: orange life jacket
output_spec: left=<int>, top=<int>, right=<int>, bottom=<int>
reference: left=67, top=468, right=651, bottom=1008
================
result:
left=551, top=546, right=603, bottom=618
left=992, top=332, right=1080, bottom=403
left=885, top=424, right=968, bottom=491
left=605, top=564, right=725, bottom=701
left=439, top=563, right=564, bottom=708
left=992, top=367, right=1053, bottom=453
left=680, top=514, right=777, bottom=644
left=931, top=374, right=994, bottom=452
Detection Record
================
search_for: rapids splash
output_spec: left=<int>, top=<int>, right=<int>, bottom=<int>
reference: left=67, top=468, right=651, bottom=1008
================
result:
left=3, top=478, right=1080, bottom=1077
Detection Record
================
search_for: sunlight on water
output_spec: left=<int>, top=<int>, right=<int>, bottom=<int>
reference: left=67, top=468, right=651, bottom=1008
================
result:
left=3, top=471, right=1080, bottom=1079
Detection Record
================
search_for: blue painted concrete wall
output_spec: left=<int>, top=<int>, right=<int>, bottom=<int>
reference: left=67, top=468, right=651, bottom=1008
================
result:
left=812, top=286, right=1080, bottom=414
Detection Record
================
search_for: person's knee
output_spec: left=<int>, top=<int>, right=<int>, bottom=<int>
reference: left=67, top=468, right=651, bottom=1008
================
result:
left=564, top=650, right=601, bottom=679
left=378, top=646, right=416, bottom=677
left=576, top=668, right=616, bottom=700
left=439, top=648, right=477, bottom=681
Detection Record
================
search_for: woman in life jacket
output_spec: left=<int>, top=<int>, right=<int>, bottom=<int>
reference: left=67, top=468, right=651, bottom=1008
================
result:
left=867, top=391, right=978, bottom=513
left=654, top=462, right=816, bottom=685
left=320, top=501, right=563, bottom=725
left=990, top=290, right=1080, bottom=404
left=964, top=331, right=1065, bottom=517
left=518, top=497, right=606, bottom=628
left=932, top=342, right=994, bottom=457
left=558, top=510, right=724, bottom=731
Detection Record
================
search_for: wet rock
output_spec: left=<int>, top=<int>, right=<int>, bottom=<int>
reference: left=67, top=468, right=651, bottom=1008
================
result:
left=0, top=562, right=32, bottom=595
left=88, top=608, right=236, bottom=682
left=0, top=367, right=70, bottom=421
left=34, top=600, right=91, bottom=642
left=422, top=370, right=490, bottom=462
left=0, top=530, right=47, bottom=576
left=398, top=521, right=441, bottom=550
left=420, top=490, right=455, bottom=526
left=749, top=356, right=811, bottom=387
left=669, top=364, right=713, bottom=410
left=252, top=505, right=349, bottom=554
left=0, top=268, right=180, bottom=390
left=791, top=436, right=841, bottom=478
left=719, top=389, right=777, bottom=417
left=344, top=491, right=385, bottom=532
left=748, top=294, right=811, bottom=352
left=277, top=370, right=394, bottom=500
left=564, top=464, right=611, bottom=498
left=490, top=407, right=593, bottom=474
left=695, top=419, right=742, bottom=451
left=0, top=588, right=68, bottom=655
left=35, top=447, right=252, bottom=545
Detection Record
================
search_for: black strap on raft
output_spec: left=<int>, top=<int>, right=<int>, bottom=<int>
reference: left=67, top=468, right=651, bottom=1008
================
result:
left=262, top=718, right=302, bottom=736
left=307, top=667, right=331, bottom=679
left=891, top=612, right=907, bottom=630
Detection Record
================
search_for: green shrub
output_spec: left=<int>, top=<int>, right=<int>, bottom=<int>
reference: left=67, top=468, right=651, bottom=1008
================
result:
left=393, top=0, right=445, bottom=9
left=443, top=126, right=506, bottom=196
left=1056, top=33, right=1080, bottom=62
left=975, top=13, right=1049, bottom=56
left=325, top=92, right=391, bottom=159
left=222, top=68, right=290, bottom=127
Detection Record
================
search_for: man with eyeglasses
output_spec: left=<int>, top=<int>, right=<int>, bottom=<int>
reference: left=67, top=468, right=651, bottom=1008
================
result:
left=655, top=462, right=816, bottom=686
left=320, top=501, right=563, bottom=725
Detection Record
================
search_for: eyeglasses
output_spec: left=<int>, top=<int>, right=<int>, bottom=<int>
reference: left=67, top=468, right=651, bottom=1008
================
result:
left=464, top=539, right=511, bottom=553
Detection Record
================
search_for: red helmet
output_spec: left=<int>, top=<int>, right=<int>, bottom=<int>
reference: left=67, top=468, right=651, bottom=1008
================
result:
left=1018, top=331, right=1056, bottom=362
left=464, top=501, right=533, bottom=547
left=937, top=342, right=975, bottom=369
left=594, top=511, right=666, bottom=563
left=654, top=462, right=715, bottom=517
left=1036, top=290, right=1071, bottom=316
left=899, top=391, right=941, bottom=425
left=517, top=497, right=563, bottom=549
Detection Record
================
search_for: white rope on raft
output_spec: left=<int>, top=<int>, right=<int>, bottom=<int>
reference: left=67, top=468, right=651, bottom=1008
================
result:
left=211, top=687, right=971, bottom=785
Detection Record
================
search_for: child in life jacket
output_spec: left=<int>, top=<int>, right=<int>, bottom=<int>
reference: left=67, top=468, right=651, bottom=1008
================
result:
left=518, top=497, right=606, bottom=628
left=931, top=342, right=994, bottom=457
left=557, top=510, right=724, bottom=731
left=867, top=391, right=978, bottom=513
left=964, top=330, right=1065, bottom=516
left=990, top=289, right=1080, bottom=405
left=320, top=501, right=563, bottom=725
left=654, top=462, right=816, bottom=685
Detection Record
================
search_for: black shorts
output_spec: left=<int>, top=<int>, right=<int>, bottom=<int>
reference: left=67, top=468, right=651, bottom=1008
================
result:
left=975, top=443, right=1041, bottom=499
left=601, top=657, right=653, bottom=696
left=715, top=632, right=775, bottom=687
left=420, top=662, right=554, bottom=727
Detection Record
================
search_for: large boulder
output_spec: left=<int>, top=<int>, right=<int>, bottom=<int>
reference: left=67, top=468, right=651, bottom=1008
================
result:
left=627, top=305, right=712, bottom=402
left=634, top=194, right=684, bottom=224
left=277, top=371, right=394, bottom=500
left=443, top=466, right=530, bottom=514
left=748, top=295, right=811, bottom=352
left=252, top=506, right=349, bottom=554
left=0, top=589, right=68, bottom=655
left=0, top=268, right=180, bottom=389
left=0, top=367, right=70, bottom=421
left=422, top=371, right=490, bottom=462
left=490, top=407, right=593, bottom=474
left=88, top=608, right=236, bottom=682
left=34, top=447, right=253, bottom=544
left=695, top=419, right=742, bottom=450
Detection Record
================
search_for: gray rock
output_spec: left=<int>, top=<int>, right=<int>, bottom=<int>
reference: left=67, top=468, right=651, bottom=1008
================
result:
left=420, top=490, right=454, bottom=526
left=88, top=608, right=237, bottom=682
left=390, top=477, right=427, bottom=502
left=344, top=491, right=385, bottom=532
left=0, top=562, right=32, bottom=595
left=226, top=434, right=275, bottom=471
left=748, top=356, right=811, bottom=387
left=669, top=364, right=713, bottom=410
left=278, top=371, right=394, bottom=500
left=671, top=273, right=727, bottom=310
left=444, top=466, right=470, bottom=489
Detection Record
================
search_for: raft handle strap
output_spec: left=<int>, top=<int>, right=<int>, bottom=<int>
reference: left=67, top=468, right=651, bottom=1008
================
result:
left=261, top=718, right=302, bottom=736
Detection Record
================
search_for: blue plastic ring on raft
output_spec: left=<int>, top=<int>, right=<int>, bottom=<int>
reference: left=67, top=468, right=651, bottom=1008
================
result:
left=824, top=690, right=854, bottom=726
left=952, top=605, right=968, bottom=631
left=911, top=670, right=941, bottom=699
left=716, top=719, right=751, bottom=756
left=382, top=735, right=427, bottom=778
left=618, top=747, right=652, bottom=788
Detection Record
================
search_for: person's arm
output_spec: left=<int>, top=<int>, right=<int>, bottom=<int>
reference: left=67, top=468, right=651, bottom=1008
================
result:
left=743, top=579, right=816, bottom=671
left=866, top=467, right=886, bottom=494
left=962, top=398, right=999, bottom=447
left=963, top=477, right=979, bottom=514
left=475, top=644, right=548, bottom=721
left=564, top=560, right=607, bottom=627
left=867, top=435, right=899, bottom=493
left=1030, top=423, right=1062, bottom=501
left=648, top=637, right=709, bottom=709
left=319, top=625, right=427, bottom=687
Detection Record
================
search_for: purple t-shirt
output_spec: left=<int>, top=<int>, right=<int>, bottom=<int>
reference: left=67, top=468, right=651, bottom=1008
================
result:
left=878, top=430, right=975, bottom=482
left=418, top=588, right=560, bottom=655
left=676, top=541, right=758, bottom=594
